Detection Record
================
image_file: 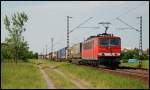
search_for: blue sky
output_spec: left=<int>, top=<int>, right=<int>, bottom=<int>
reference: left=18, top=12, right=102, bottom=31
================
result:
left=1, top=1, right=149, bottom=54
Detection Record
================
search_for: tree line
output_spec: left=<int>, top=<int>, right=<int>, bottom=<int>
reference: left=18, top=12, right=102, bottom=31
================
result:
left=1, top=12, right=38, bottom=62
left=121, top=48, right=149, bottom=62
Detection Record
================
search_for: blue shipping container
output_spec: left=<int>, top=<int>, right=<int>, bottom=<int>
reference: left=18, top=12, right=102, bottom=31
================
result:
left=58, top=47, right=67, bottom=60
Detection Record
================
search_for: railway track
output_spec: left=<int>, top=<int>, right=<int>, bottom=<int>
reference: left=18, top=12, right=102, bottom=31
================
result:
left=75, top=63, right=149, bottom=85
left=73, top=62, right=149, bottom=77
left=77, top=63, right=149, bottom=78
left=116, top=69, right=149, bottom=77
left=99, top=68, right=149, bottom=78
left=97, top=67, right=149, bottom=85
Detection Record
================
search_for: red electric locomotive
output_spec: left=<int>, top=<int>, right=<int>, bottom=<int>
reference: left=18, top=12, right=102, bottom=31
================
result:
left=81, top=33, right=121, bottom=69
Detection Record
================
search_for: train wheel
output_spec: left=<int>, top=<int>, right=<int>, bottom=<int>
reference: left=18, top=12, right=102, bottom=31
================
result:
left=69, top=60, right=72, bottom=63
left=79, top=61, right=82, bottom=65
left=111, top=66, right=116, bottom=70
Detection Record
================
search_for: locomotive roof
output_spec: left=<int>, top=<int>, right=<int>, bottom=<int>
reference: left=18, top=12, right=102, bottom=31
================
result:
left=86, top=33, right=120, bottom=40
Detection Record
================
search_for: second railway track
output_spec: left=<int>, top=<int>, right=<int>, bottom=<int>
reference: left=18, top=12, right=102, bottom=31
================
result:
left=98, top=67, right=149, bottom=85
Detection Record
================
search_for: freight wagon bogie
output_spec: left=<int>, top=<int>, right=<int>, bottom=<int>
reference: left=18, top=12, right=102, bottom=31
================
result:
left=80, top=60, right=99, bottom=67
left=78, top=59, right=120, bottom=69
left=69, top=59, right=82, bottom=64
left=98, top=58, right=120, bottom=69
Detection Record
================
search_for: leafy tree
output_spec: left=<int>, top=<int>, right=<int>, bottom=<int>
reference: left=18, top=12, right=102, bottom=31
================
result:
left=1, top=43, right=13, bottom=61
left=18, top=41, right=29, bottom=61
left=34, top=53, right=38, bottom=59
left=121, top=48, right=149, bottom=62
left=3, top=12, right=28, bottom=63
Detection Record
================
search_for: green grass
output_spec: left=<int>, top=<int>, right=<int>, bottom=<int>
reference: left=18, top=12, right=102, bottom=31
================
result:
left=11, top=59, right=148, bottom=89
left=141, top=60, right=149, bottom=69
left=58, top=63, right=148, bottom=89
left=1, top=62, right=46, bottom=89
left=120, top=60, right=149, bottom=69
left=38, top=60, right=148, bottom=89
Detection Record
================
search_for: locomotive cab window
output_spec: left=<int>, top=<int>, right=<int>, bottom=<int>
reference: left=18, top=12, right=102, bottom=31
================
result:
left=99, top=38, right=120, bottom=46
left=110, top=39, right=120, bottom=46
left=100, top=39, right=109, bottom=46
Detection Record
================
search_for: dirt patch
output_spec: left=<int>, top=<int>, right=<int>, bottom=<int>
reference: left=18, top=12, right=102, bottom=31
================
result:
left=38, top=65, right=56, bottom=89
left=53, top=68, right=87, bottom=89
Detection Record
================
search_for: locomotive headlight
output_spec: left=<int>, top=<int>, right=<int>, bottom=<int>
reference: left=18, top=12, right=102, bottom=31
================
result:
left=99, top=53, right=120, bottom=56
left=115, top=53, right=120, bottom=56
left=98, top=53, right=105, bottom=56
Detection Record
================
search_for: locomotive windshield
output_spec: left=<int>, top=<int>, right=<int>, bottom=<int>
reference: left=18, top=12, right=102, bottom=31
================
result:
left=100, top=39, right=109, bottom=46
left=110, top=39, right=120, bottom=45
left=99, top=38, right=120, bottom=46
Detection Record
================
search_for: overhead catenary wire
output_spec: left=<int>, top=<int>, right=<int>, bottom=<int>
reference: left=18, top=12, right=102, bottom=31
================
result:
left=93, top=2, right=147, bottom=34
left=68, top=17, right=100, bottom=48
left=79, top=27, right=100, bottom=29
left=115, top=27, right=134, bottom=30
left=56, top=1, right=146, bottom=50
left=69, top=17, right=93, bottom=33
left=107, top=2, right=147, bottom=23
left=116, top=2, right=147, bottom=19
left=116, top=16, right=143, bottom=69
left=47, top=2, right=147, bottom=54
left=103, top=2, right=146, bottom=35
left=116, top=17, right=139, bottom=32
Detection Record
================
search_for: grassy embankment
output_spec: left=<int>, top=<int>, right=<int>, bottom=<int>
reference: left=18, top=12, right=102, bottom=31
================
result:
left=1, top=60, right=46, bottom=89
left=3, top=59, right=148, bottom=89
left=33, top=59, right=149, bottom=89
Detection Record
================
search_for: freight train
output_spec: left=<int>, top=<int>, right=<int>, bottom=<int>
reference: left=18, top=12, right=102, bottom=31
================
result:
left=40, top=33, right=121, bottom=69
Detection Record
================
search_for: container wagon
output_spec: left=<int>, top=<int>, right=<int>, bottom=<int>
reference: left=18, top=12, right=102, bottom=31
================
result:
left=68, top=43, right=82, bottom=64
left=53, top=51, right=58, bottom=61
left=57, top=47, right=67, bottom=61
